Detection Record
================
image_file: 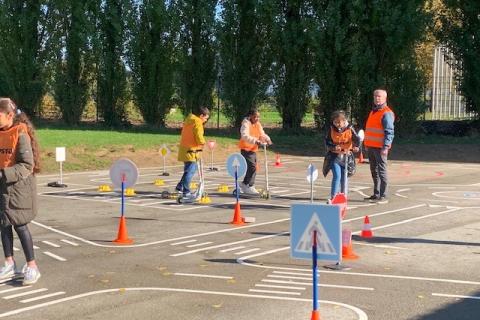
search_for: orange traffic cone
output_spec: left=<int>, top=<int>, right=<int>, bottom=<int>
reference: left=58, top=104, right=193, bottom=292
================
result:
left=231, top=202, right=245, bottom=225
left=361, top=215, right=373, bottom=238
left=311, top=310, right=320, bottom=320
left=342, top=242, right=359, bottom=260
left=113, top=216, right=133, bottom=244
left=274, top=154, right=282, bottom=167
left=358, top=149, right=365, bottom=163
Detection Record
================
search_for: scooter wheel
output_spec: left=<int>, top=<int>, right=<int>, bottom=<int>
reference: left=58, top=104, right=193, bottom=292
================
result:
left=161, top=191, right=170, bottom=199
left=176, top=197, right=182, bottom=204
left=232, top=189, right=238, bottom=197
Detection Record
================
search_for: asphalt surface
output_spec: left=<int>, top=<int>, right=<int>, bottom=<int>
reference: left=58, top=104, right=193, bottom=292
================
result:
left=1, top=155, right=479, bottom=320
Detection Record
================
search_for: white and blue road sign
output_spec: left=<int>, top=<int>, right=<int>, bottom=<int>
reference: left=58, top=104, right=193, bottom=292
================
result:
left=290, top=204, right=341, bottom=261
left=226, top=153, right=248, bottom=178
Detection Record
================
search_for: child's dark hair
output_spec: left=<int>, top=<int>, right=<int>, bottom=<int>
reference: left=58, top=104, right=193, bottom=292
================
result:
left=331, top=110, right=347, bottom=122
left=0, top=98, right=41, bottom=173
left=196, top=106, right=210, bottom=117
left=247, top=108, right=259, bottom=117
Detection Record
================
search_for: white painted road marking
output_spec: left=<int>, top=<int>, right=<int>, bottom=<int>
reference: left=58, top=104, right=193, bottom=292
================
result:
left=220, top=246, right=246, bottom=253
left=173, top=273, right=233, bottom=280
left=42, top=241, right=60, bottom=248
left=432, top=293, right=480, bottom=300
left=3, top=288, right=48, bottom=300
left=20, top=291, right=66, bottom=303
left=60, top=239, right=79, bottom=247
left=255, top=284, right=306, bottom=290
left=249, top=289, right=301, bottom=296
left=43, top=251, right=67, bottom=262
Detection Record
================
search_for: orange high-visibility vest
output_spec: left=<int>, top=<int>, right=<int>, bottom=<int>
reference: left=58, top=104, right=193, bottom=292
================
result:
left=239, top=121, right=262, bottom=152
left=364, top=106, right=394, bottom=148
left=0, top=123, right=28, bottom=169
left=330, top=127, right=353, bottom=153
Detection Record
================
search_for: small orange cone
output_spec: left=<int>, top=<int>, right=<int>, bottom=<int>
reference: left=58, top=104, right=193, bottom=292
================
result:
left=274, top=153, right=282, bottom=167
left=113, top=216, right=133, bottom=244
left=361, top=215, right=373, bottom=238
left=311, top=310, right=321, bottom=320
left=342, top=242, right=359, bottom=260
left=231, top=202, right=245, bottom=225
left=358, top=149, right=365, bottom=163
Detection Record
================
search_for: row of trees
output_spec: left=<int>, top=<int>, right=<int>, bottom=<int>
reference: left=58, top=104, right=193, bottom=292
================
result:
left=0, top=0, right=478, bottom=132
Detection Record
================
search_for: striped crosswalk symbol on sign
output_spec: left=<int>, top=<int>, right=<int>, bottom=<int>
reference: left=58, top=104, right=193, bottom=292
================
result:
left=295, top=213, right=337, bottom=255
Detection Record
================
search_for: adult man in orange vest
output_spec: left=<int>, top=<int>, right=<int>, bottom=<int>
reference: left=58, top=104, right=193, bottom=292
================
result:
left=175, top=107, right=210, bottom=198
left=364, top=89, right=395, bottom=203
left=239, top=108, right=272, bottom=195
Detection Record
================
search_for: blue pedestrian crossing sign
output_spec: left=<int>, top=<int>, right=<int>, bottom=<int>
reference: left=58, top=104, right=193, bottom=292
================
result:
left=226, top=153, right=248, bottom=178
left=290, top=204, right=341, bottom=261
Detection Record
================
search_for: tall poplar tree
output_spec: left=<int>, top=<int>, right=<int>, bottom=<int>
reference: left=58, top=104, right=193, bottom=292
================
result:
left=177, top=0, right=217, bottom=115
left=0, top=0, right=52, bottom=116
left=97, top=0, right=132, bottom=127
left=218, top=0, right=273, bottom=127
left=436, top=0, right=480, bottom=115
left=270, top=0, right=314, bottom=131
left=129, top=0, right=176, bottom=126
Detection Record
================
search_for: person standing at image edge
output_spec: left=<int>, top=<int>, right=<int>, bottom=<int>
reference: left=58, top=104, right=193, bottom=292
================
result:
left=0, top=98, right=41, bottom=285
left=238, top=108, right=272, bottom=195
left=176, top=107, right=210, bottom=199
left=364, top=89, right=395, bottom=203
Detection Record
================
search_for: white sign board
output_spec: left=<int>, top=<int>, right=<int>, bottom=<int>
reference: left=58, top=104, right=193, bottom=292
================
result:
left=56, top=147, right=66, bottom=162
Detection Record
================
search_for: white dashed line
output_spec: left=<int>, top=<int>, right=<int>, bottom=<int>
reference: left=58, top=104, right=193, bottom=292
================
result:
left=42, top=241, right=60, bottom=248
left=219, top=246, right=246, bottom=253
left=3, top=288, right=48, bottom=300
left=255, top=284, right=306, bottom=290
left=60, top=239, right=79, bottom=247
left=170, top=240, right=197, bottom=246
left=186, top=242, right=213, bottom=248
left=43, top=252, right=67, bottom=262
left=234, top=248, right=261, bottom=255
left=173, top=273, right=233, bottom=280
left=20, top=291, right=66, bottom=303
left=249, top=289, right=301, bottom=296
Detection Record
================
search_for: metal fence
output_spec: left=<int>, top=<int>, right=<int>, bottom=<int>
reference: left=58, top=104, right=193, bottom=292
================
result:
left=431, top=46, right=477, bottom=120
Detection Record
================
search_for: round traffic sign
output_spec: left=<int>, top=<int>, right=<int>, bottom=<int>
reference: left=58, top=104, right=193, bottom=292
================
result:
left=159, top=144, right=170, bottom=157
left=226, top=153, right=247, bottom=178
left=306, top=164, right=318, bottom=183
left=109, top=158, right=139, bottom=189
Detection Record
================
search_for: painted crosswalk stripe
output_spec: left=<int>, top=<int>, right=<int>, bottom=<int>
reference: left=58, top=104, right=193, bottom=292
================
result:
left=60, top=239, right=79, bottom=247
left=170, top=239, right=197, bottom=246
left=255, top=284, right=306, bottom=290
left=186, top=242, right=213, bottom=248
left=261, top=279, right=374, bottom=291
left=234, top=248, right=260, bottom=255
left=33, top=245, right=40, bottom=250
left=0, top=286, right=32, bottom=294
left=249, top=289, right=301, bottom=296
left=219, top=246, right=246, bottom=253
left=42, top=241, right=60, bottom=248
left=43, top=251, right=67, bottom=262
left=20, top=291, right=66, bottom=303
left=13, top=247, right=20, bottom=252
left=3, top=288, right=48, bottom=300
left=174, top=273, right=233, bottom=280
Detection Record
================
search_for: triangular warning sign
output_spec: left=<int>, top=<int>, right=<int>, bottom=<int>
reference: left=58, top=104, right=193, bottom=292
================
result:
left=295, top=213, right=336, bottom=255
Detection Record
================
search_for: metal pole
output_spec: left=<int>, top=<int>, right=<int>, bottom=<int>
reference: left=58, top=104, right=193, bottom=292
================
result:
left=121, top=174, right=125, bottom=217
left=235, top=168, right=239, bottom=203
left=312, top=230, right=318, bottom=314
left=59, top=161, right=63, bottom=185
left=310, top=172, right=314, bottom=203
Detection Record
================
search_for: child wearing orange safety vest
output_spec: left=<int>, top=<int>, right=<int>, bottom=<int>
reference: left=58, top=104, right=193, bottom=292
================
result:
left=323, top=110, right=360, bottom=200
left=238, top=108, right=272, bottom=195
left=0, top=98, right=41, bottom=285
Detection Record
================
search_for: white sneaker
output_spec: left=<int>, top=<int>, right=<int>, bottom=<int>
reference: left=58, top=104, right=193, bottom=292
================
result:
left=22, top=265, right=41, bottom=285
left=0, top=262, right=15, bottom=279
left=248, top=186, right=260, bottom=195
left=239, top=182, right=249, bottom=194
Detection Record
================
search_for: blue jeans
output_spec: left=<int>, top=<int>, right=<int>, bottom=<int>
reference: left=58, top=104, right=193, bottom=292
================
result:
left=330, top=159, right=348, bottom=199
left=176, top=161, right=197, bottom=195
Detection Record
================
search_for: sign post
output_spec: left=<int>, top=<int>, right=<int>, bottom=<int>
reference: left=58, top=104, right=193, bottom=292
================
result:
left=226, top=153, right=247, bottom=198
left=159, top=145, right=170, bottom=176
left=291, top=204, right=341, bottom=319
left=47, top=147, right=67, bottom=188
left=306, top=164, right=318, bottom=203
left=207, top=140, right=218, bottom=171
